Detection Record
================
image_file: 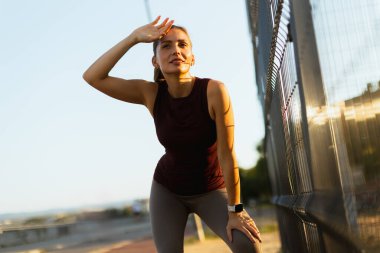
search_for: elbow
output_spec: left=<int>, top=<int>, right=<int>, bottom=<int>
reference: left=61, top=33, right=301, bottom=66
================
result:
left=82, top=71, right=107, bottom=87
left=82, top=71, right=94, bottom=85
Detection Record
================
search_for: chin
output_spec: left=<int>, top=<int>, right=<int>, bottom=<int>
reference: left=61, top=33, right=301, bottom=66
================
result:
left=164, top=67, right=190, bottom=75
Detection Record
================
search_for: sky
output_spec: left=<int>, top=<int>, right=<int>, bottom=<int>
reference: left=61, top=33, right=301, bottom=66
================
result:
left=0, top=0, right=265, bottom=214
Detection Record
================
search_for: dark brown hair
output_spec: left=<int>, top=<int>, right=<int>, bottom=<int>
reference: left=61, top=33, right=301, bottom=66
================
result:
left=153, top=25, right=192, bottom=83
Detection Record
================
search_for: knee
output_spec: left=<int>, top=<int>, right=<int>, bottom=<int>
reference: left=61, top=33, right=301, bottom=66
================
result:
left=154, top=237, right=184, bottom=253
left=229, top=230, right=262, bottom=253
left=155, top=244, right=183, bottom=253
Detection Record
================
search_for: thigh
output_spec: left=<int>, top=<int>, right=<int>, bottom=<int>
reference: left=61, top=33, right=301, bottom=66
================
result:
left=149, top=180, right=189, bottom=253
left=194, top=188, right=262, bottom=253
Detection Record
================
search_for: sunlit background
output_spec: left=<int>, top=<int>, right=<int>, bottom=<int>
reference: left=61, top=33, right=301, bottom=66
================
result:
left=0, top=0, right=264, bottom=215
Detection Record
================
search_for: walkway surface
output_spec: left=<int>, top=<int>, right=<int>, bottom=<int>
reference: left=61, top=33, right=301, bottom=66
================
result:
left=100, top=230, right=281, bottom=253
left=98, top=206, right=281, bottom=253
left=6, top=206, right=281, bottom=253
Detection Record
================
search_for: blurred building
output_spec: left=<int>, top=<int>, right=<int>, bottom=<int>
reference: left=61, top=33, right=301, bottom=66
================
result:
left=0, top=221, right=74, bottom=248
left=246, top=0, right=380, bottom=252
left=132, top=199, right=150, bottom=216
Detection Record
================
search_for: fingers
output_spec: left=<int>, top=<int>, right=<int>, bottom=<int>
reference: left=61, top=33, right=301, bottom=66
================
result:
left=157, top=17, right=169, bottom=29
left=162, top=20, right=174, bottom=34
left=228, top=219, right=262, bottom=245
left=228, top=226, right=257, bottom=245
left=151, top=16, right=172, bottom=30
left=227, top=227, right=233, bottom=242
left=246, top=222, right=262, bottom=242
left=243, top=217, right=262, bottom=242
left=151, top=15, right=161, bottom=25
left=240, top=211, right=261, bottom=240
left=241, top=226, right=258, bottom=244
left=158, top=19, right=174, bottom=39
left=245, top=218, right=258, bottom=233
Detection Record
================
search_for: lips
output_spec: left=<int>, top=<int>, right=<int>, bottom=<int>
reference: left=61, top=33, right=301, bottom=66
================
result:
left=170, top=58, right=185, bottom=63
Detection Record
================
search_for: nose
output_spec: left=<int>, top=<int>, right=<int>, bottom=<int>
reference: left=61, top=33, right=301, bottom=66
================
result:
left=172, top=45, right=181, bottom=55
left=172, top=50, right=180, bottom=56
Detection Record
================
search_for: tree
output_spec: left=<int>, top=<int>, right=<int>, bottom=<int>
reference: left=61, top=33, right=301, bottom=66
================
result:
left=240, top=140, right=272, bottom=204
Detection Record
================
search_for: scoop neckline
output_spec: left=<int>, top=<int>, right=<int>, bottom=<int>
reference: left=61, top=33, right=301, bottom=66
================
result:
left=166, top=77, right=198, bottom=100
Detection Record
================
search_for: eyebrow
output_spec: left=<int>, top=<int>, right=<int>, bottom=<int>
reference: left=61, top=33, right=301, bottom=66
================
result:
left=160, top=39, right=189, bottom=44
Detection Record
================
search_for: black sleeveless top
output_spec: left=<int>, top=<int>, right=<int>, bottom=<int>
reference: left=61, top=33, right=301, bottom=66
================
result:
left=153, top=77, right=225, bottom=195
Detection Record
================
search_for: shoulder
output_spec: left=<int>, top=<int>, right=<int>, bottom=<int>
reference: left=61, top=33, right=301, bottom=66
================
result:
left=207, top=79, right=230, bottom=103
left=139, top=80, right=159, bottom=97
left=205, top=79, right=232, bottom=121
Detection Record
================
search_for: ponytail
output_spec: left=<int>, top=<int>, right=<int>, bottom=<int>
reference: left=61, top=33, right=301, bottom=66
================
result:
left=154, top=67, right=165, bottom=83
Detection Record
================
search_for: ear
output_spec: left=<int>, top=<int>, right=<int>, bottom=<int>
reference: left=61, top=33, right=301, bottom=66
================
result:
left=191, top=55, right=195, bottom=66
left=152, top=56, right=159, bottom=68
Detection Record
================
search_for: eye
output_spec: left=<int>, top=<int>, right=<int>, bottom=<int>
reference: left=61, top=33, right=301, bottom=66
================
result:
left=161, top=44, right=170, bottom=49
left=179, top=42, right=188, bottom=48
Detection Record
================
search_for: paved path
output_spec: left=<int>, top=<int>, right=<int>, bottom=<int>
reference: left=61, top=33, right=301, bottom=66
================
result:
left=184, top=231, right=281, bottom=253
left=103, top=206, right=282, bottom=253
left=4, top=206, right=281, bottom=253
left=102, top=230, right=281, bottom=253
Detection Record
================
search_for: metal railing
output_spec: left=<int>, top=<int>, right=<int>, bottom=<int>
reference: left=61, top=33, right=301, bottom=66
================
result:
left=246, top=0, right=380, bottom=252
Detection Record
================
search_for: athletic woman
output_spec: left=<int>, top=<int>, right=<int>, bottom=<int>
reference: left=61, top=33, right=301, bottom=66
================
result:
left=83, top=16, right=262, bottom=253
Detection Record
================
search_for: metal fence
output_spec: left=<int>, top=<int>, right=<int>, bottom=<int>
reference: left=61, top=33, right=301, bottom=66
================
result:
left=246, top=0, right=380, bottom=252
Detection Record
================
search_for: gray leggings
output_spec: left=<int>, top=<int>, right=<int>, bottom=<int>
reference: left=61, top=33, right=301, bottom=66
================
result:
left=149, top=180, right=262, bottom=253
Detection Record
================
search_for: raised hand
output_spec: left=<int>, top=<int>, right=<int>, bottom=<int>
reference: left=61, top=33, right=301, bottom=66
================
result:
left=131, top=16, right=174, bottom=43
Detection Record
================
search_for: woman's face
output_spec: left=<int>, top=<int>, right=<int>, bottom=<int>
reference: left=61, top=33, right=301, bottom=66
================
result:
left=153, top=28, right=194, bottom=76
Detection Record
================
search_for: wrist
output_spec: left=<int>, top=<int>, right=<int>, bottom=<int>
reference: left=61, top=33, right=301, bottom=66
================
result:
left=127, top=32, right=140, bottom=45
left=227, top=203, right=244, bottom=213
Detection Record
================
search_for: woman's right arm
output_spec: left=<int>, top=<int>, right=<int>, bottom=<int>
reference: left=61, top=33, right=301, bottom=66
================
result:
left=82, top=16, right=173, bottom=108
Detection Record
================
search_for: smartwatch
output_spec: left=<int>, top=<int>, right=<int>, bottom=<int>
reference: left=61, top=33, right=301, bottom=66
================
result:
left=227, top=203, right=244, bottom=213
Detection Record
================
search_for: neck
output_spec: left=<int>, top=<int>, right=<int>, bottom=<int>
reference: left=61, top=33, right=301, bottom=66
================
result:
left=164, top=73, right=195, bottom=98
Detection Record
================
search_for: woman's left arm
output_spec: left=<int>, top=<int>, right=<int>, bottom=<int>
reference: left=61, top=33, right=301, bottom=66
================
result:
left=208, top=80, right=262, bottom=244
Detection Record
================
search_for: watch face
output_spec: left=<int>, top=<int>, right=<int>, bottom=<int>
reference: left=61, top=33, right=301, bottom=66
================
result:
left=235, top=204, right=244, bottom=212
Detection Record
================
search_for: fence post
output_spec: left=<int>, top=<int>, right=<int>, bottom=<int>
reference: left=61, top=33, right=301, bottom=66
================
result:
left=193, top=213, right=205, bottom=242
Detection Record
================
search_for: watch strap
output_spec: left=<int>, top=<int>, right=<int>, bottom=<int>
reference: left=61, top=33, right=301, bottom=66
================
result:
left=227, top=203, right=244, bottom=213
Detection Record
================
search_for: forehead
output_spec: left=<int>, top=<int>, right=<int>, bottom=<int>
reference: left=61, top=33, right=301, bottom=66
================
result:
left=160, top=28, right=191, bottom=43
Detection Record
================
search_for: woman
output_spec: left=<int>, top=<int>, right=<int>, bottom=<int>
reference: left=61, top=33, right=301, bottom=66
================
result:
left=83, top=16, right=262, bottom=253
